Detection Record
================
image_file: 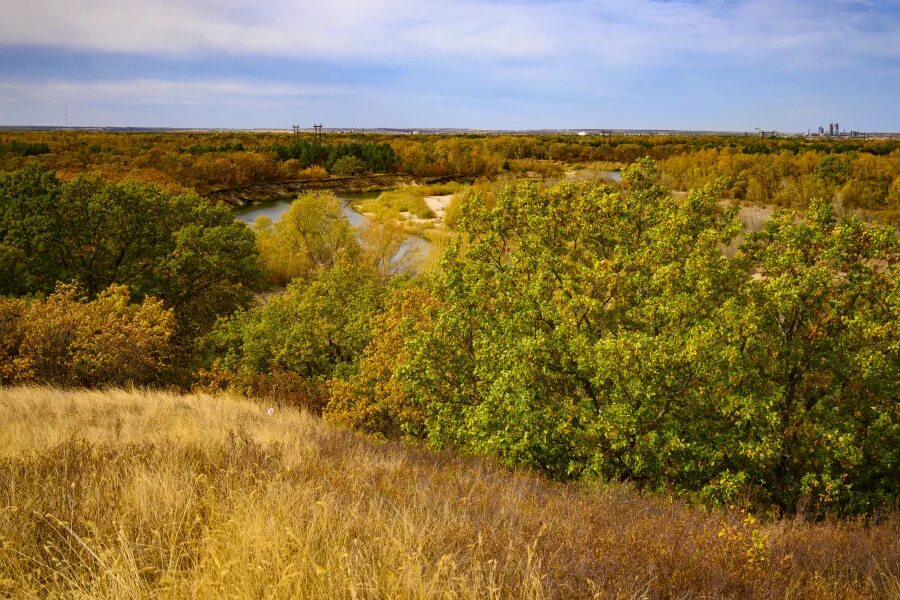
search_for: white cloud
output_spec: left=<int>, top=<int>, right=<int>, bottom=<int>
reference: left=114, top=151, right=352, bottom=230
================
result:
left=0, top=78, right=355, bottom=106
left=0, top=0, right=897, bottom=69
left=0, top=0, right=553, bottom=59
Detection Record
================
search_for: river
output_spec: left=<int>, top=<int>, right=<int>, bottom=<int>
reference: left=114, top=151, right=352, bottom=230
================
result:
left=563, top=169, right=622, bottom=183
left=233, top=191, right=380, bottom=227
left=234, top=192, right=431, bottom=264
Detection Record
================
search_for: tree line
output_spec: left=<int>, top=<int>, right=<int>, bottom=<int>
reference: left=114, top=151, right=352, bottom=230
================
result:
left=271, top=140, right=399, bottom=175
left=2, top=131, right=898, bottom=216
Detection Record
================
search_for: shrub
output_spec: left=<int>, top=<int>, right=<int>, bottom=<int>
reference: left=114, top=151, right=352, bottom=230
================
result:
left=194, top=359, right=329, bottom=413
left=297, top=165, right=329, bottom=179
left=326, top=286, right=438, bottom=437
left=0, top=283, right=175, bottom=387
left=330, top=155, right=367, bottom=176
left=200, top=255, right=385, bottom=387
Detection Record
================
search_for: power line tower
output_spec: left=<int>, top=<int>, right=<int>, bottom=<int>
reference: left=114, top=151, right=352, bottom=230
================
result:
left=292, top=124, right=301, bottom=136
left=310, top=124, right=324, bottom=166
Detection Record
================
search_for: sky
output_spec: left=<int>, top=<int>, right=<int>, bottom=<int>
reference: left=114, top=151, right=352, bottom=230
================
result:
left=0, top=0, right=898, bottom=131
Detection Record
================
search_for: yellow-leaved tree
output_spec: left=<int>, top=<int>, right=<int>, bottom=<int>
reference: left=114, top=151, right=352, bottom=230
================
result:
left=0, top=283, right=175, bottom=386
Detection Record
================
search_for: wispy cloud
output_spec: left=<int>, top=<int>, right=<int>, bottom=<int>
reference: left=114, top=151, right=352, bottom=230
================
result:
left=0, top=79, right=352, bottom=104
left=0, top=78, right=371, bottom=127
left=1, top=1, right=897, bottom=67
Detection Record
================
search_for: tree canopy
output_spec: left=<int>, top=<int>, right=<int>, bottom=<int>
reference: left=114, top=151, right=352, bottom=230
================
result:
left=330, top=159, right=899, bottom=515
left=0, top=164, right=263, bottom=339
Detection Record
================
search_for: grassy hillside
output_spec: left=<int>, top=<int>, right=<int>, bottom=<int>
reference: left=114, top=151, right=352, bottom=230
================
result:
left=0, top=387, right=897, bottom=599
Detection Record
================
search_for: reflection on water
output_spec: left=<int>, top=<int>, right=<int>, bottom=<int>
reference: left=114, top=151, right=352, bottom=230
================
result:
left=600, top=170, right=622, bottom=182
left=234, top=192, right=379, bottom=226
left=563, top=169, right=622, bottom=183
left=234, top=192, right=431, bottom=265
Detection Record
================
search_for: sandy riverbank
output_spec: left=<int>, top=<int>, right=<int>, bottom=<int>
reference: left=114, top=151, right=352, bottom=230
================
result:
left=423, top=194, right=453, bottom=220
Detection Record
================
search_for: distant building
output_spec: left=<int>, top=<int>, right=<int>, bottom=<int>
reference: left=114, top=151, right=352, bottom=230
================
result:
left=577, top=131, right=587, bottom=136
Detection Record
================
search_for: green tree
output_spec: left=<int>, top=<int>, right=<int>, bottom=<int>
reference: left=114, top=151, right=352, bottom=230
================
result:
left=0, top=165, right=263, bottom=340
left=734, top=201, right=899, bottom=513
left=355, top=160, right=899, bottom=515
left=203, top=254, right=385, bottom=384
left=330, top=155, right=367, bottom=176
left=0, top=164, right=63, bottom=295
left=404, top=160, right=744, bottom=482
left=814, top=154, right=851, bottom=186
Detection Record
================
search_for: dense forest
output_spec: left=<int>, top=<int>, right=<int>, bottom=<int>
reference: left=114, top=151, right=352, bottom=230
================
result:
left=1, top=144, right=896, bottom=517
left=1, top=130, right=898, bottom=222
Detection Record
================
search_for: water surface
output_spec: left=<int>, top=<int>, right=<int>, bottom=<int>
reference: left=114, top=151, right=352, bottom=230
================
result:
left=235, top=192, right=431, bottom=264
left=599, top=170, right=622, bottom=182
left=234, top=192, right=379, bottom=226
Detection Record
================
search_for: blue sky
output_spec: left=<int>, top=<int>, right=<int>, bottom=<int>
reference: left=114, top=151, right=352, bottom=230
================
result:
left=1, top=0, right=898, bottom=131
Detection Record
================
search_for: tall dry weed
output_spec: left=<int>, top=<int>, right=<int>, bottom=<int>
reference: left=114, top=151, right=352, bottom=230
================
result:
left=0, top=386, right=896, bottom=599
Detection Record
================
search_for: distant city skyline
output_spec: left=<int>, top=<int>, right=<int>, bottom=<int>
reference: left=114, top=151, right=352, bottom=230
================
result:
left=1, top=1, right=898, bottom=131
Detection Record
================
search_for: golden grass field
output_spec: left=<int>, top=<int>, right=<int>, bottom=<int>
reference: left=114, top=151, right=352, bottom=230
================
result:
left=0, top=387, right=897, bottom=599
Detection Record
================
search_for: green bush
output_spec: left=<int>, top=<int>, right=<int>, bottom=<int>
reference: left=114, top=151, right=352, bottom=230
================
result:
left=342, top=159, right=899, bottom=515
left=330, top=155, right=367, bottom=176
left=0, top=165, right=263, bottom=340
left=201, top=255, right=385, bottom=387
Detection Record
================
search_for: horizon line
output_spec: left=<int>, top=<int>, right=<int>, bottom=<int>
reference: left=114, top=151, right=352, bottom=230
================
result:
left=3, top=125, right=900, bottom=137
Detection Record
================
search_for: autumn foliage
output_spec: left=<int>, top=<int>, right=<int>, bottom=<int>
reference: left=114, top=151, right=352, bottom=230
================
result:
left=0, top=283, right=174, bottom=386
left=0, top=151, right=897, bottom=519
left=0, top=140, right=898, bottom=596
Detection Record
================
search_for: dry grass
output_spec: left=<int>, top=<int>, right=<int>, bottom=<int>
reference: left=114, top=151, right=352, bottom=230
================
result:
left=0, top=387, right=897, bottom=599
left=355, top=183, right=467, bottom=223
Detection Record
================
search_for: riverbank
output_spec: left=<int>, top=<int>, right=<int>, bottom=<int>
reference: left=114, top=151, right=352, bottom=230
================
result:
left=204, top=174, right=472, bottom=207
